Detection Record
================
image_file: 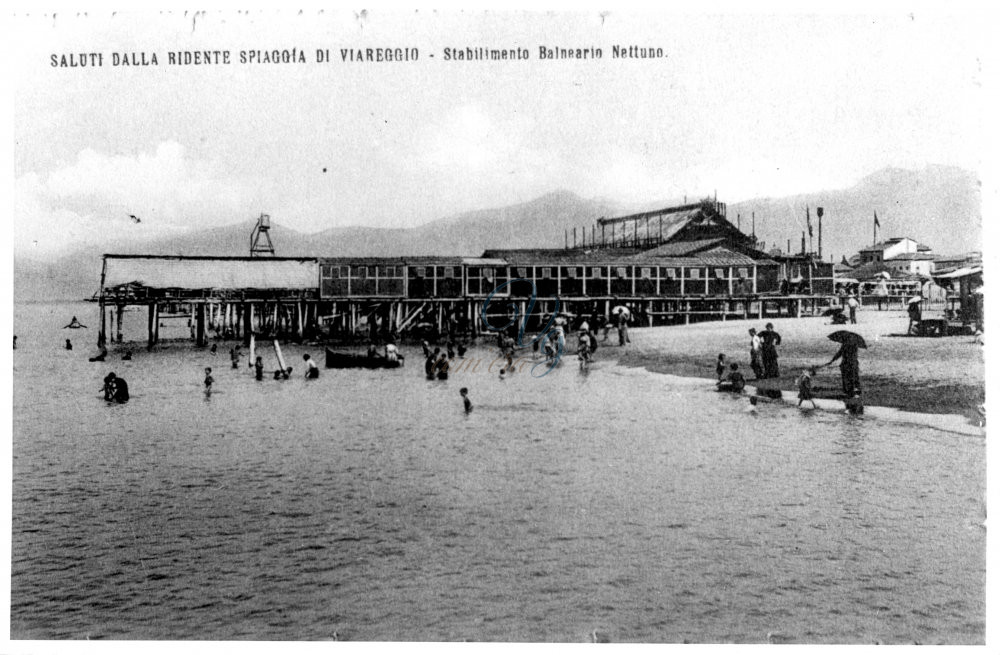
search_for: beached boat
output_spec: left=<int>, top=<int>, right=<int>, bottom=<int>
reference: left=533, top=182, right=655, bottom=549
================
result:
left=325, top=348, right=403, bottom=369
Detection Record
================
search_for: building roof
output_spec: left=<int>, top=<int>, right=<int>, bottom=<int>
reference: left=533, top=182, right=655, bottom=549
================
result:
left=633, top=246, right=766, bottom=267
left=597, top=202, right=705, bottom=226
left=847, top=261, right=925, bottom=282
left=932, top=265, right=983, bottom=280
left=885, top=252, right=935, bottom=262
left=482, top=245, right=772, bottom=267
left=859, top=238, right=932, bottom=253
left=103, top=255, right=319, bottom=290
left=319, top=255, right=466, bottom=265
left=626, top=238, right=726, bottom=258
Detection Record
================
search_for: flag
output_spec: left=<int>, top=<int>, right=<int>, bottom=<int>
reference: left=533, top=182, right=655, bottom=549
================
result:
left=806, top=206, right=813, bottom=237
left=874, top=211, right=880, bottom=229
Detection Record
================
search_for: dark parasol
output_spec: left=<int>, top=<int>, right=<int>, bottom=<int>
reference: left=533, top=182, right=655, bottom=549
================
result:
left=828, top=330, right=867, bottom=348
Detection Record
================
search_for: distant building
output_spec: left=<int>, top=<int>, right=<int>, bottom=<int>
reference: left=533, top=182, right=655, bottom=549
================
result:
left=934, top=251, right=982, bottom=274
left=883, top=251, right=936, bottom=277
left=857, top=237, right=932, bottom=265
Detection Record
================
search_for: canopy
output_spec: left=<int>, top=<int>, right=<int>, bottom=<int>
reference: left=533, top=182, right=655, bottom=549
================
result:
left=828, top=330, right=868, bottom=348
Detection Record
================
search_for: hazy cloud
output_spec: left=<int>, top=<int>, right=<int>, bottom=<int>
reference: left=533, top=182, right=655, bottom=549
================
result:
left=15, top=142, right=258, bottom=255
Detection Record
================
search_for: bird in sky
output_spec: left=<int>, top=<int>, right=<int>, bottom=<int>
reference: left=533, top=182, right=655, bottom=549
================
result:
left=128, top=214, right=141, bottom=223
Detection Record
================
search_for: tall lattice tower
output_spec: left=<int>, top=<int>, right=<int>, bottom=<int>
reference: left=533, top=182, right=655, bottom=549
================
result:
left=250, top=213, right=275, bottom=257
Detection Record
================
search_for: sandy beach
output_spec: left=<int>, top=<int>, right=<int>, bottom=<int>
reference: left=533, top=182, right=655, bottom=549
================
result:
left=612, top=308, right=984, bottom=423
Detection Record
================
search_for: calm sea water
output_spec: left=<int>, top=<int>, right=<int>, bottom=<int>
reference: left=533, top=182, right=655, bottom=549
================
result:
left=11, top=302, right=986, bottom=643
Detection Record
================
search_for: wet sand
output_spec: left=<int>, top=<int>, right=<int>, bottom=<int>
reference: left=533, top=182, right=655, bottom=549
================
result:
left=612, top=309, right=984, bottom=423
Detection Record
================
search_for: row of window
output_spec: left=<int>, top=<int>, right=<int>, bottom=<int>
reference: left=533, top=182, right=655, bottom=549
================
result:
left=321, top=265, right=751, bottom=280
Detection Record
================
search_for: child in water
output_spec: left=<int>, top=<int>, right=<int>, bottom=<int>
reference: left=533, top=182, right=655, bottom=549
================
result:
left=796, top=368, right=817, bottom=409
left=716, top=353, right=726, bottom=380
left=204, top=367, right=214, bottom=394
left=460, top=387, right=472, bottom=413
left=844, top=387, right=864, bottom=415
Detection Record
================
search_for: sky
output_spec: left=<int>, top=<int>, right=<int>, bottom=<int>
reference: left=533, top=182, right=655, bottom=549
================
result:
left=10, top=8, right=989, bottom=258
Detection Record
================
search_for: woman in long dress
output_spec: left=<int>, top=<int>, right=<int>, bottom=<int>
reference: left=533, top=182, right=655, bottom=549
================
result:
left=821, top=343, right=860, bottom=395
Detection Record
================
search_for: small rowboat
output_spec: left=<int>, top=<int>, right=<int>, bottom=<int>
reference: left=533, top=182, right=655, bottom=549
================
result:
left=325, top=348, right=403, bottom=369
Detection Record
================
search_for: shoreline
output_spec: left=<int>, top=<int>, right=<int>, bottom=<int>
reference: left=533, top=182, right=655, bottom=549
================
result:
left=605, top=312, right=985, bottom=426
left=636, top=369, right=983, bottom=437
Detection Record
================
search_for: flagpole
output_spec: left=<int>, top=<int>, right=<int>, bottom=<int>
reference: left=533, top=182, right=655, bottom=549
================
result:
left=817, top=207, right=823, bottom=260
left=807, top=206, right=813, bottom=256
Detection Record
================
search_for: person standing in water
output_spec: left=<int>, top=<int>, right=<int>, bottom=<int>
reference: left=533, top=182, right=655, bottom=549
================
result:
left=460, top=387, right=472, bottom=413
left=436, top=353, right=450, bottom=380
left=796, top=369, right=817, bottom=409
left=819, top=342, right=861, bottom=397
left=204, top=367, right=214, bottom=394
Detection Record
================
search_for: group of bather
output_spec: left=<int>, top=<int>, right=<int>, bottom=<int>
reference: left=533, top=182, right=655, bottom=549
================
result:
left=423, top=340, right=467, bottom=380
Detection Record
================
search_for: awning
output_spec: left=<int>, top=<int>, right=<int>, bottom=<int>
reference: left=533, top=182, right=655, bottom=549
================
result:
left=932, top=266, right=983, bottom=280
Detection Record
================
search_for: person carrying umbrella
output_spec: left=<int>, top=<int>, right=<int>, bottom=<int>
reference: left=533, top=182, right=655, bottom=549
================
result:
left=819, top=330, right=866, bottom=396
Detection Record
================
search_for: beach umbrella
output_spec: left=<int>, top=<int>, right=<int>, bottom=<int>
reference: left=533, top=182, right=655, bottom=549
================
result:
left=611, top=305, right=631, bottom=319
left=907, top=295, right=923, bottom=305
left=828, top=330, right=868, bottom=348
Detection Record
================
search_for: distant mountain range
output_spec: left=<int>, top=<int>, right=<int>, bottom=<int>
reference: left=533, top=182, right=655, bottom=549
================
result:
left=729, top=164, right=981, bottom=261
left=13, top=165, right=981, bottom=301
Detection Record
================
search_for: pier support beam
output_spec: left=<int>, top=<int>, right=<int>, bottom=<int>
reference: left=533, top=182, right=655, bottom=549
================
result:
left=115, top=304, right=124, bottom=342
left=196, top=303, right=207, bottom=347
left=147, top=301, right=159, bottom=351
left=98, top=297, right=107, bottom=348
left=243, top=303, right=252, bottom=346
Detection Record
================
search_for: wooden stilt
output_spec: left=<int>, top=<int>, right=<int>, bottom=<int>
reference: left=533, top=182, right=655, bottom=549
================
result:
left=97, top=297, right=107, bottom=348
left=146, top=301, right=154, bottom=350
left=243, top=303, right=252, bottom=346
left=196, top=303, right=206, bottom=346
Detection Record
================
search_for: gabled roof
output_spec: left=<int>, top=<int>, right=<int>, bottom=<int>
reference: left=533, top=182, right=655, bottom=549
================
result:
left=626, top=238, right=726, bottom=258
left=597, top=203, right=705, bottom=226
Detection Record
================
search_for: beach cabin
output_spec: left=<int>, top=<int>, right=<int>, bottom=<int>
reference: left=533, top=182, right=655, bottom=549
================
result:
left=405, top=257, right=465, bottom=299
left=320, top=257, right=408, bottom=298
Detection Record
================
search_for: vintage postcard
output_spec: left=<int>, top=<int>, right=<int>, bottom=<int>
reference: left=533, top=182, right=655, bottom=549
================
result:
left=5, top=6, right=992, bottom=650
